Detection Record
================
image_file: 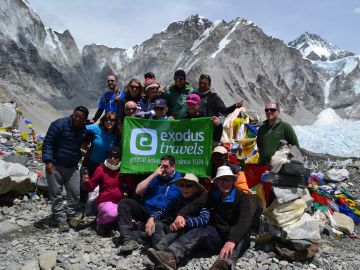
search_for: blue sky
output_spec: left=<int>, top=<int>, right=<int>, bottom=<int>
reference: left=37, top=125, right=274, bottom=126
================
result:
left=28, top=0, right=360, bottom=54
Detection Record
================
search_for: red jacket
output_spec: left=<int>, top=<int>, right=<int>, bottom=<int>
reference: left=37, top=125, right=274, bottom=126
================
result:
left=84, top=163, right=137, bottom=205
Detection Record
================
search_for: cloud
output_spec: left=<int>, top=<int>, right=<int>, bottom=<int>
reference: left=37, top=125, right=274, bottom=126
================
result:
left=354, top=7, right=360, bottom=14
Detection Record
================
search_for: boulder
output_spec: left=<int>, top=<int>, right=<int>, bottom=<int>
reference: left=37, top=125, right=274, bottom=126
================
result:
left=283, top=213, right=321, bottom=240
left=0, top=102, right=18, bottom=128
left=0, top=220, right=21, bottom=234
left=38, top=251, right=57, bottom=270
left=272, top=186, right=307, bottom=204
left=0, top=160, right=37, bottom=195
left=332, top=212, right=355, bottom=234
left=326, top=168, right=349, bottom=182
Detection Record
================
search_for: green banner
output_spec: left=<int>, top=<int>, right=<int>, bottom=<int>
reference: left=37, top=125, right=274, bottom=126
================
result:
left=121, top=117, right=213, bottom=177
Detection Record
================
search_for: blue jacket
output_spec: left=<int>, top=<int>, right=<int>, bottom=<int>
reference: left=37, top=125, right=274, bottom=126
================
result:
left=143, top=171, right=182, bottom=214
left=42, top=117, right=86, bottom=168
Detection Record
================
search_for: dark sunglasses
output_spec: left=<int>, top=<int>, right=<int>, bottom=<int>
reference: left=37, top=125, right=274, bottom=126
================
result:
left=179, top=183, right=194, bottom=188
left=126, top=107, right=137, bottom=111
left=159, top=164, right=169, bottom=169
left=105, top=119, right=115, bottom=123
left=200, top=74, right=211, bottom=79
left=107, top=80, right=115, bottom=83
left=154, top=107, right=165, bottom=110
left=130, top=85, right=140, bottom=89
left=174, top=77, right=185, bottom=81
left=148, top=87, right=159, bottom=91
left=265, top=108, right=278, bottom=113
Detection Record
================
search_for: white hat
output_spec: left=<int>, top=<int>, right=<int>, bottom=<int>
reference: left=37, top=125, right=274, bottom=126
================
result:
left=176, top=173, right=206, bottom=191
left=213, top=166, right=237, bottom=182
left=212, top=146, right=227, bottom=155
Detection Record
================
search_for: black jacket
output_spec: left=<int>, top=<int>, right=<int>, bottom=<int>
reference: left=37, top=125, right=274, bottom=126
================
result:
left=184, top=111, right=223, bottom=142
left=177, top=187, right=252, bottom=244
left=198, top=91, right=236, bottom=117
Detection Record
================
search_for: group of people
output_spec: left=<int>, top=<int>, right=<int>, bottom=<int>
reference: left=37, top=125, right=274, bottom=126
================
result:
left=42, top=70, right=299, bottom=270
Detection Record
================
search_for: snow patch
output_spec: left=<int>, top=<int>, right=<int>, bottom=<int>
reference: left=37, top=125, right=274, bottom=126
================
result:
left=323, top=78, right=334, bottom=105
left=210, top=21, right=240, bottom=59
left=190, top=20, right=222, bottom=55
left=125, top=47, right=135, bottom=60
left=294, top=109, right=360, bottom=157
left=354, top=79, right=360, bottom=95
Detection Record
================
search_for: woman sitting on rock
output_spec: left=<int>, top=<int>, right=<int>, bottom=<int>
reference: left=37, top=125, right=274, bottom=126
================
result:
left=83, top=146, right=136, bottom=236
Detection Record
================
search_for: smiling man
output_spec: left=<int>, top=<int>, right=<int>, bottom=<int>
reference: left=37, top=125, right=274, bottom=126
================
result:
left=92, top=73, right=121, bottom=123
left=117, top=155, right=182, bottom=254
left=42, top=106, right=89, bottom=232
left=257, top=102, right=299, bottom=164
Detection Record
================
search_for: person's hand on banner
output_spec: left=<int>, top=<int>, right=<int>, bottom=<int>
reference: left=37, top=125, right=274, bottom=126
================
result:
left=212, top=116, right=221, bottom=126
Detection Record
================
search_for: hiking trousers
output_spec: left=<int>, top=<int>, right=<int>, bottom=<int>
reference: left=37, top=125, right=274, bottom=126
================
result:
left=117, top=198, right=150, bottom=243
left=46, top=165, right=80, bottom=223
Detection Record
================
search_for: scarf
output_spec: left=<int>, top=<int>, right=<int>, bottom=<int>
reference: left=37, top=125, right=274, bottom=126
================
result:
left=104, top=159, right=121, bottom=170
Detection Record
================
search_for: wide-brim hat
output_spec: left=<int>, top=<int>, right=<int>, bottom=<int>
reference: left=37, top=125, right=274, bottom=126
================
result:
left=176, top=173, right=206, bottom=191
left=212, top=166, right=237, bottom=183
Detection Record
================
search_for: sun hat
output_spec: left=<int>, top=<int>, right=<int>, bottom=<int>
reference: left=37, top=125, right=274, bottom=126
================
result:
left=212, top=166, right=237, bottom=182
left=144, top=78, right=159, bottom=91
left=176, top=173, right=206, bottom=191
left=212, top=146, right=228, bottom=155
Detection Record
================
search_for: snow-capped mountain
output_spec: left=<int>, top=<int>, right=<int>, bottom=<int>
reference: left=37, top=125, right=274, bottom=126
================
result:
left=288, top=32, right=354, bottom=61
left=1, top=0, right=359, bottom=132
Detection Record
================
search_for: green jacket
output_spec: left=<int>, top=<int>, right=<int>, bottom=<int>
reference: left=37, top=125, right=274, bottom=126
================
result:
left=164, top=82, right=194, bottom=119
left=257, top=119, right=299, bottom=164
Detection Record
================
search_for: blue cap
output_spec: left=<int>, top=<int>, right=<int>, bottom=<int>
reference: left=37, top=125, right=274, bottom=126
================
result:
left=154, top=99, right=168, bottom=108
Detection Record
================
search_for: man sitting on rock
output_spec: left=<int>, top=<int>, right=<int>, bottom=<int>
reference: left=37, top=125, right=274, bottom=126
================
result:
left=117, top=155, right=181, bottom=254
left=150, top=166, right=256, bottom=270
left=42, top=106, right=89, bottom=232
left=145, top=173, right=209, bottom=257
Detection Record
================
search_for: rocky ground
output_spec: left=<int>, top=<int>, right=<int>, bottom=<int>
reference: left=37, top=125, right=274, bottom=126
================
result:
left=0, top=161, right=360, bottom=270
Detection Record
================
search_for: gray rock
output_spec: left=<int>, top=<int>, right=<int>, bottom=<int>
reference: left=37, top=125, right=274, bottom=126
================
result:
left=0, top=220, right=21, bottom=234
left=21, top=260, right=40, bottom=270
left=1, top=207, right=11, bottom=215
left=279, top=260, right=289, bottom=267
left=256, top=253, right=269, bottom=263
left=16, top=219, right=32, bottom=227
left=38, top=251, right=57, bottom=270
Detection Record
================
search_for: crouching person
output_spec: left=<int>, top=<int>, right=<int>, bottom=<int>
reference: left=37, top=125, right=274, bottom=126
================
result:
left=152, top=166, right=256, bottom=270
left=145, top=173, right=209, bottom=259
left=82, top=146, right=136, bottom=236
left=117, top=155, right=181, bottom=254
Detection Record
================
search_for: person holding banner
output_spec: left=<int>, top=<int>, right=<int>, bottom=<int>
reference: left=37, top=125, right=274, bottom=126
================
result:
left=184, top=93, right=223, bottom=143
left=117, top=155, right=182, bottom=254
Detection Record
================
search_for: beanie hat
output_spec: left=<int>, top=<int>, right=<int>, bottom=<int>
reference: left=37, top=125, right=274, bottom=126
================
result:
left=174, top=70, right=186, bottom=80
left=144, top=72, right=156, bottom=79
left=144, top=78, right=159, bottom=91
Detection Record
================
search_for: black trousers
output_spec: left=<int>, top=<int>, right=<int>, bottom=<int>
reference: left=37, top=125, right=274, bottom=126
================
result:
left=117, top=198, right=150, bottom=243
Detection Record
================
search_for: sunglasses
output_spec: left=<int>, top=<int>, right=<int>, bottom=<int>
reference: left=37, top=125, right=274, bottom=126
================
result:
left=154, top=107, right=165, bottom=110
left=130, top=85, right=140, bottom=89
left=126, top=107, right=138, bottom=111
left=200, top=74, right=211, bottom=79
left=105, top=119, right=115, bottom=123
left=174, top=77, right=185, bottom=81
left=108, top=155, right=120, bottom=159
left=107, top=80, right=115, bottom=83
left=264, top=108, right=278, bottom=113
left=148, top=87, right=159, bottom=91
left=179, top=183, right=194, bottom=189
left=159, top=164, right=169, bottom=169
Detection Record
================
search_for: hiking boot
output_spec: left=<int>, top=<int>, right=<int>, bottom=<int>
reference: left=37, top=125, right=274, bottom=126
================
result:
left=58, top=221, right=70, bottom=233
left=209, top=259, right=230, bottom=270
left=68, top=217, right=81, bottom=228
left=147, top=248, right=176, bottom=270
left=119, top=240, right=141, bottom=254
